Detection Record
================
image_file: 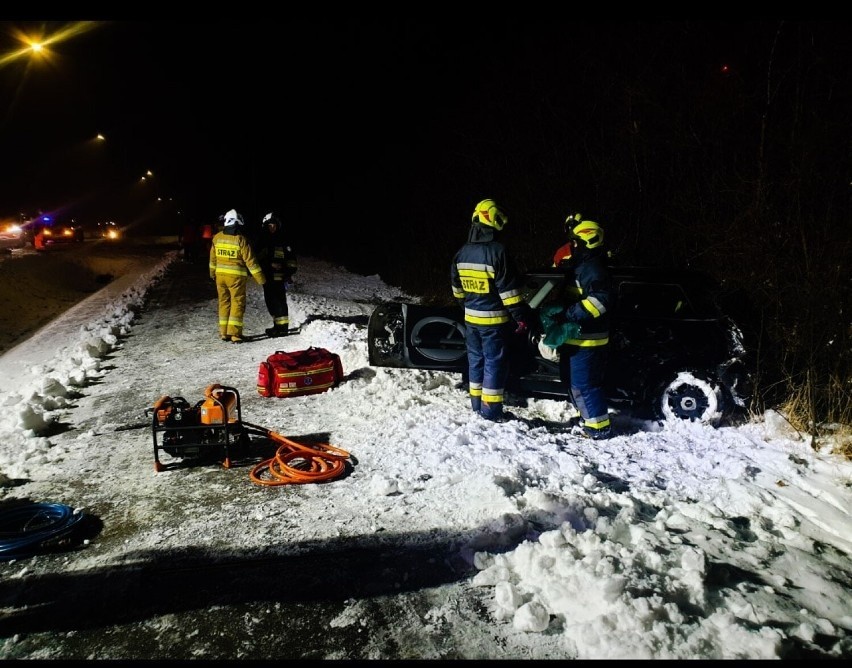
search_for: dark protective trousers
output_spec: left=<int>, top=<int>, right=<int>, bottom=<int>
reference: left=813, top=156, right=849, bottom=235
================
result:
left=558, top=344, right=611, bottom=434
left=466, top=322, right=513, bottom=419
left=216, top=274, right=248, bottom=338
left=262, top=279, right=290, bottom=329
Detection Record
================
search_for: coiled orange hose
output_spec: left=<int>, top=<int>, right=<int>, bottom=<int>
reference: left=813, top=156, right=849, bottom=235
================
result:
left=244, top=423, right=351, bottom=486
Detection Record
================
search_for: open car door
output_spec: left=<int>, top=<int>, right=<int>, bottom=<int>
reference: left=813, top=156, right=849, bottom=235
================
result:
left=368, top=302, right=468, bottom=371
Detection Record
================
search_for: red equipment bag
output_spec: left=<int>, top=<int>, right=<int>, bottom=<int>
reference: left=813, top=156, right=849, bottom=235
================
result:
left=257, top=347, right=344, bottom=398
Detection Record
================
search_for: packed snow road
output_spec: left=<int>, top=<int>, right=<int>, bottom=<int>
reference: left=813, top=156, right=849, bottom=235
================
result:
left=0, top=247, right=515, bottom=660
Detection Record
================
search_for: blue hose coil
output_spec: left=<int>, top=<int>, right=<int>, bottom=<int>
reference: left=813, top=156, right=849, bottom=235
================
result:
left=0, top=502, right=87, bottom=560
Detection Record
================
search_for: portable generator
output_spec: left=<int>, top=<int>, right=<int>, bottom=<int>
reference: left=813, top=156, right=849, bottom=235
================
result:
left=147, top=384, right=249, bottom=472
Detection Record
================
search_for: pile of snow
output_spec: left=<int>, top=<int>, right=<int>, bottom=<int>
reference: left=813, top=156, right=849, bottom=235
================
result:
left=0, top=249, right=850, bottom=660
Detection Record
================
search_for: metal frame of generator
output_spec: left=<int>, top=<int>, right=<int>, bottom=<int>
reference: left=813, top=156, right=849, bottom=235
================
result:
left=147, top=384, right=248, bottom=472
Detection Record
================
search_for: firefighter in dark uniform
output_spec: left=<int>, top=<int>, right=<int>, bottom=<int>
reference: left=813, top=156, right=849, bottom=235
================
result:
left=209, top=208, right=266, bottom=343
left=549, top=214, right=613, bottom=439
left=256, top=211, right=298, bottom=337
left=451, top=198, right=532, bottom=421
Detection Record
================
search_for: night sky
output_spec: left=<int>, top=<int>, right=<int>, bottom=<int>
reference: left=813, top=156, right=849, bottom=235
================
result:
left=0, top=22, right=732, bottom=211
left=0, top=21, right=498, bottom=221
left=1, top=20, right=850, bottom=274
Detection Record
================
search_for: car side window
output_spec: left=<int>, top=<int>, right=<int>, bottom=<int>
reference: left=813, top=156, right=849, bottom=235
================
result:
left=523, top=275, right=571, bottom=310
left=617, top=281, right=695, bottom=319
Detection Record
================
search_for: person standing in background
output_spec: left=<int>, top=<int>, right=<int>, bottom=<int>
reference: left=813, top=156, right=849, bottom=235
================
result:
left=179, top=220, right=200, bottom=262
left=209, top=208, right=266, bottom=344
left=199, top=220, right=215, bottom=258
left=256, top=211, right=298, bottom=337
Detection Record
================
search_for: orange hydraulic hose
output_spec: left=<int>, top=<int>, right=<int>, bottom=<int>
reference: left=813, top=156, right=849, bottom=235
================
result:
left=243, top=422, right=351, bottom=486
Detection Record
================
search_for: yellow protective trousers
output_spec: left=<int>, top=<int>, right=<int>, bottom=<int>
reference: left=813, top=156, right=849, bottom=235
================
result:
left=216, top=273, right=248, bottom=338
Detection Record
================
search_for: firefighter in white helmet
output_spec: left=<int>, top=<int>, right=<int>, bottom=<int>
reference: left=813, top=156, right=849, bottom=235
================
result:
left=209, top=209, right=266, bottom=343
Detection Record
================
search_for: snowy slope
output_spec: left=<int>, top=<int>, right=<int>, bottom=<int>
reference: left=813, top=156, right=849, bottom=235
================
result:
left=0, top=245, right=849, bottom=660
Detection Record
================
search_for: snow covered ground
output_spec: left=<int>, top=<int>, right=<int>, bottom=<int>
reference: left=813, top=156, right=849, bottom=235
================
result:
left=0, top=240, right=850, bottom=659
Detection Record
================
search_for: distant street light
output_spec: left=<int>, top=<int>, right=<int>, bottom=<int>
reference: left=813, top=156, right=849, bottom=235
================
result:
left=0, top=22, right=106, bottom=69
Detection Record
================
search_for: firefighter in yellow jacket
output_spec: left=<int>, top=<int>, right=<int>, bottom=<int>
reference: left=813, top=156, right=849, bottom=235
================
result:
left=209, top=208, right=266, bottom=343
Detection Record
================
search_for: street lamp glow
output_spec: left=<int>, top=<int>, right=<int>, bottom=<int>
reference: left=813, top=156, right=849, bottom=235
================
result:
left=96, top=133, right=106, bottom=141
left=0, top=22, right=107, bottom=69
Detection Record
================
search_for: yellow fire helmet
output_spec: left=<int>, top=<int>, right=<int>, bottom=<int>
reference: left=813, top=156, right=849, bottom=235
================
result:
left=471, top=198, right=508, bottom=231
left=569, top=217, right=604, bottom=250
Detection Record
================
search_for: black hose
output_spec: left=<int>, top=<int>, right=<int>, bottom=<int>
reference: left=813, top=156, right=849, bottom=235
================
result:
left=0, top=502, right=87, bottom=560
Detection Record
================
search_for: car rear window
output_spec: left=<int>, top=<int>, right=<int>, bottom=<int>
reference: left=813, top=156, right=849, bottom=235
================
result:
left=616, top=281, right=697, bottom=319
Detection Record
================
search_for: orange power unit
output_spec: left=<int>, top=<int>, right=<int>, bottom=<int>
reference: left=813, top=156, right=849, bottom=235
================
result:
left=200, top=387, right=238, bottom=424
left=147, top=384, right=247, bottom=472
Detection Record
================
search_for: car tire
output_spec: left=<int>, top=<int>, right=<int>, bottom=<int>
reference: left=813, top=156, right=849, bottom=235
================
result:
left=654, top=371, right=726, bottom=425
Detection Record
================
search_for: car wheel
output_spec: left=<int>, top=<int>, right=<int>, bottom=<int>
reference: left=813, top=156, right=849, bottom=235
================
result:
left=655, top=371, right=725, bottom=425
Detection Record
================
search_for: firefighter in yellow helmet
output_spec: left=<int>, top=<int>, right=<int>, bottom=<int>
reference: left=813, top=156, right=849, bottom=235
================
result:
left=450, top=198, right=534, bottom=421
left=209, top=208, right=266, bottom=343
left=542, top=213, right=613, bottom=439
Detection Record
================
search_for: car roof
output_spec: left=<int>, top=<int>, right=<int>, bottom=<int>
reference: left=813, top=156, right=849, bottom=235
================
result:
left=528, top=264, right=721, bottom=287
left=524, top=265, right=726, bottom=319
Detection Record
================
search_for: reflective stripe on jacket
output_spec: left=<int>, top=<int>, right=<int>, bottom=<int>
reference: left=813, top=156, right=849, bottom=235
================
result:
left=209, top=231, right=265, bottom=283
left=450, top=223, right=528, bottom=327
left=563, top=253, right=611, bottom=347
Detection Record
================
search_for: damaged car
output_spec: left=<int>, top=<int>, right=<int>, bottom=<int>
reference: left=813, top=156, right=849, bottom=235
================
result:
left=367, top=265, right=753, bottom=425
